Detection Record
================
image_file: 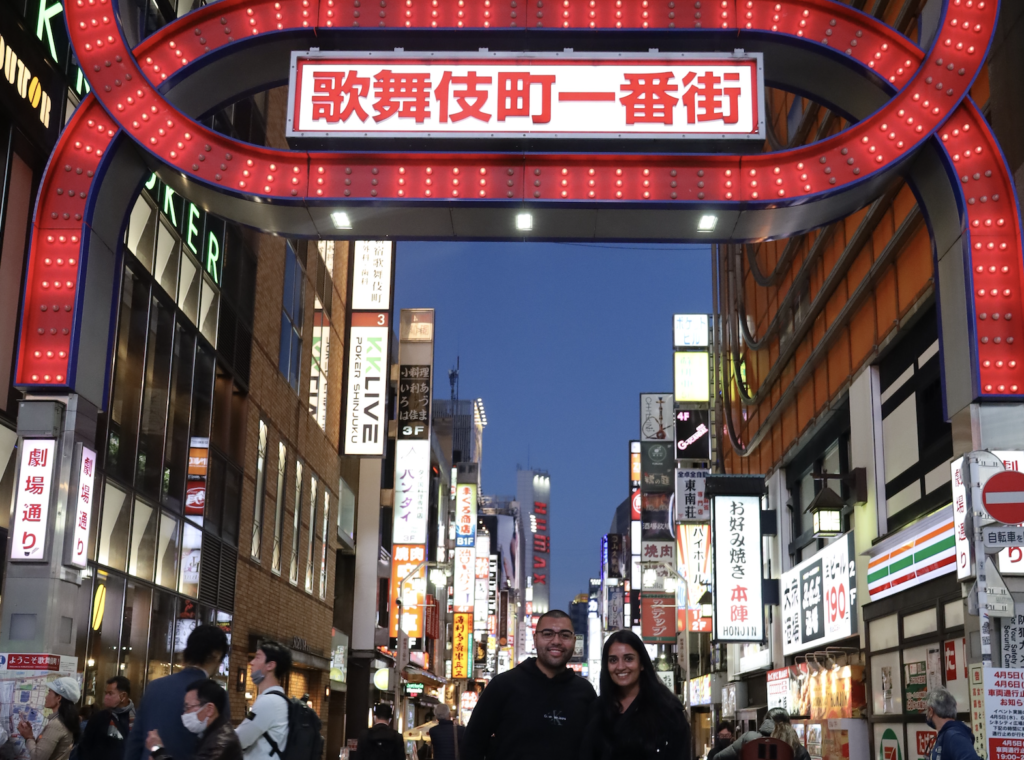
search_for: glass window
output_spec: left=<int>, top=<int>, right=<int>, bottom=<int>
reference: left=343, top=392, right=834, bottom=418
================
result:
left=98, top=482, right=131, bottom=571
left=107, top=268, right=151, bottom=484
left=290, top=460, right=303, bottom=585
left=320, top=490, right=330, bottom=600
left=903, top=608, right=937, bottom=638
left=173, top=599, right=202, bottom=672
left=945, top=600, right=964, bottom=628
left=129, top=498, right=158, bottom=581
left=162, top=326, right=195, bottom=512
left=272, top=443, right=286, bottom=576
left=179, top=522, right=202, bottom=598
left=870, top=614, right=900, bottom=651
left=205, top=454, right=225, bottom=537
left=191, top=346, right=215, bottom=443
left=902, top=643, right=941, bottom=714
left=147, top=589, right=176, bottom=684
left=154, top=221, right=179, bottom=297
left=121, top=582, right=153, bottom=695
left=86, top=572, right=125, bottom=697
left=222, top=465, right=241, bottom=547
left=338, top=477, right=355, bottom=544
left=871, top=650, right=902, bottom=715
left=156, top=513, right=180, bottom=589
left=126, top=196, right=157, bottom=272
left=309, top=305, right=329, bottom=430
left=137, top=297, right=175, bottom=498
left=178, top=252, right=201, bottom=325
left=305, top=476, right=318, bottom=594
left=279, top=243, right=304, bottom=392
left=200, top=277, right=219, bottom=347
left=251, top=421, right=268, bottom=562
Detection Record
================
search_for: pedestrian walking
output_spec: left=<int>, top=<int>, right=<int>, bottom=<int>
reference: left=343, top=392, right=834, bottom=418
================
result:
left=354, top=703, right=406, bottom=760
left=925, top=687, right=980, bottom=760
left=235, top=640, right=291, bottom=759
left=580, top=629, right=690, bottom=760
left=462, top=610, right=595, bottom=760
left=145, top=679, right=241, bottom=760
left=124, top=624, right=229, bottom=760
left=78, top=675, right=135, bottom=760
left=16, top=677, right=81, bottom=760
left=707, top=722, right=733, bottom=760
left=428, top=705, right=465, bottom=760
left=712, top=708, right=804, bottom=760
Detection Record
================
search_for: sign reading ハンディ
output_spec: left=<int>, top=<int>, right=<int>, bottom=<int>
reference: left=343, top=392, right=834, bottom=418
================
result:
left=288, top=53, right=764, bottom=141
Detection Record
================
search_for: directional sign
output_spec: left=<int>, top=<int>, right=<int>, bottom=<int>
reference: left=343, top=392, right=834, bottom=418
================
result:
left=983, top=525, right=1024, bottom=553
left=983, top=470, right=1024, bottom=525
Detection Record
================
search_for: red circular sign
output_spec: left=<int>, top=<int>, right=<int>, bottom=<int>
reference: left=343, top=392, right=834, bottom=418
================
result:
left=982, top=470, right=1024, bottom=524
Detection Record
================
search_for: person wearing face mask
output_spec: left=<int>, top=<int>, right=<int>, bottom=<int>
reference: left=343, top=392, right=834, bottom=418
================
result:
left=580, top=630, right=691, bottom=760
left=707, top=722, right=733, bottom=760
left=234, top=640, right=292, bottom=760
left=145, top=679, right=241, bottom=760
left=125, top=624, right=229, bottom=760
left=78, top=676, right=135, bottom=760
left=16, top=677, right=79, bottom=760
left=924, top=687, right=980, bottom=760
left=463, top=610, right=595, bottom=760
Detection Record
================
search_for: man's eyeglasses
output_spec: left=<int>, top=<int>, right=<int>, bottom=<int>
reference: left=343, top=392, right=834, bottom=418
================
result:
left=537, top=629, right=575, bottom=642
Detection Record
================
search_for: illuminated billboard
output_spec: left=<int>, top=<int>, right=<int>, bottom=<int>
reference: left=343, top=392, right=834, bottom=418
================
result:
left=674, top=351, right=710, bottom=403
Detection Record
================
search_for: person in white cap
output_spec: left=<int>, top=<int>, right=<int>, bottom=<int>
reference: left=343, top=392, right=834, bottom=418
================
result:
left=17, top=676, right=81, bottom=760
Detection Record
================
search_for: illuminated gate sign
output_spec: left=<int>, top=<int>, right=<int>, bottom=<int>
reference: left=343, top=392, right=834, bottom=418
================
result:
left=288, top=52, right=764, bottom=140
left=11, top=439, right=56, bottom=561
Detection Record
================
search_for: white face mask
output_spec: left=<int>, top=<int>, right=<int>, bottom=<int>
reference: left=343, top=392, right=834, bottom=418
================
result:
left=181, top=710, right=209, bottom=735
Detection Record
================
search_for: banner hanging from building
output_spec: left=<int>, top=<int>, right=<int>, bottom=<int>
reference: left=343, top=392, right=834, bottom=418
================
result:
left=289, top=53, right=765, bottom=140
left=781, top=532, right=857, bottom=655
left=640, top=442, right=674, bottom=494
left=389, top=544, right=427, bottom=637
left=11, top=439, right=57, bottom=561
left=676, top=523, right=712, bottom=632
left=640, top=393, right=674, bottom=442
left=641, top=592, right=676, bottom=643
left=453, top=546, right=475, bottom=612
left=68, top=445, right=96, bottom=568
left=343, top=312, right=389, bottom=456
left=674, top=409, right=711, bottom=461
left=675, top=469, right=710, bottom=522
left=394, top=440, right=430, bottom=544
left=456, top=484, right=478, bottom=547
left=351, top=241, right=394, bottom=310
left=711, top=493, right=764, bottom=642
left=452, top=612, right=472, bottom=679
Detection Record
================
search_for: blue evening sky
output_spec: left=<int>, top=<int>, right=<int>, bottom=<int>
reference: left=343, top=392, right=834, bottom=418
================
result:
left=394, top=241, right=712, bottom=609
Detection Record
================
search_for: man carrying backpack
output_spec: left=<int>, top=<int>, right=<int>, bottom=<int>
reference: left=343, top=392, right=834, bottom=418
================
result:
left=355, top=704, right=406, bottom=760
left=235, top=641, right=291, bottom=759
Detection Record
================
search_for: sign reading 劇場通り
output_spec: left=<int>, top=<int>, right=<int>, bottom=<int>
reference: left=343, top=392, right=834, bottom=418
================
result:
left=288, top=53, right=764, bottom=140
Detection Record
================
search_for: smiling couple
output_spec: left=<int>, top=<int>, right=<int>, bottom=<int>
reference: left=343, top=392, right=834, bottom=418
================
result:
left=462, top=611, right=691, bottom=760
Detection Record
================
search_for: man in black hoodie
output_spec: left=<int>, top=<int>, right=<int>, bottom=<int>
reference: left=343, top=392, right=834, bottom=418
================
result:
left=463, top=610, right=596, bottom=760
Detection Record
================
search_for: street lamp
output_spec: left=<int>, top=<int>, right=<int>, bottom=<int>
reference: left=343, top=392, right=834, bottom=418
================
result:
left=807, top=467, right=867, bottom=538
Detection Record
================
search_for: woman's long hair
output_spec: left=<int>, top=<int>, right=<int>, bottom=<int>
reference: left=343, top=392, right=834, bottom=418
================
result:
left=55, top=695, right=81, bottom=744
left=598, top=629, right=683, bottom=726
left=771, top=722, right=802, bottom=754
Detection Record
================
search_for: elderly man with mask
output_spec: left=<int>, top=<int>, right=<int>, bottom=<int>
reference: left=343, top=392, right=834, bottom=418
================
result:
left=145, top=679, right=240, bottom=760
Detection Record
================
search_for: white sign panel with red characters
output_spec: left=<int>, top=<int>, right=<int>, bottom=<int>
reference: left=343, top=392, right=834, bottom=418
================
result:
left=69, top=446, right=96, bottom=568
left=288, top=52, right=765, bottom=140
left=781, top=532, right=857, bottom=655
left=11, top=439, right=56, bottom=561
left=712, top=494, right=764, bottom=642
left=954, top=452, right=1024, bottom=578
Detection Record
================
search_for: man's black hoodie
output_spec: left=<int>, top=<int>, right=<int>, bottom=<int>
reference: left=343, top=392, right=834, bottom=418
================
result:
left=461, top=658, right=596, bottom=760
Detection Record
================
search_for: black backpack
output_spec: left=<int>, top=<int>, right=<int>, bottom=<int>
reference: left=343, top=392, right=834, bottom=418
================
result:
left=358, top=724, right=406, bottom=760
left=261, top=692, right=325, bottom=759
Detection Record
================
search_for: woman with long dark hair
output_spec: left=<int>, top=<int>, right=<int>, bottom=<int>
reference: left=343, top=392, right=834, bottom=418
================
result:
left=580, top=630, right=691, bottom=760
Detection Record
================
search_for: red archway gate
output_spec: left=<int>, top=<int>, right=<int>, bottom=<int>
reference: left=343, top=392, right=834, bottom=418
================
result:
left=15, top=0, right=1023, bottom=429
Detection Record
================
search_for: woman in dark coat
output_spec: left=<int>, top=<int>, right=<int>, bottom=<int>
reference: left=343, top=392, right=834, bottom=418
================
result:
left=581, top=629, right=691, bottom=760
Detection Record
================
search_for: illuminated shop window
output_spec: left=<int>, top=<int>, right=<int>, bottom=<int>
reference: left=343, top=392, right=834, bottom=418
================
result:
left=272, top=444, right=286, bottom=575
left=251, top=421, right=269, bottom=562
left=279, top=243, right=305, bottom=393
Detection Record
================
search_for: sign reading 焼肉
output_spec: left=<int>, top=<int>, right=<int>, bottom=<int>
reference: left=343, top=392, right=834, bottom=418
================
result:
left=781, top=532, right=857, bottom=655
left=288, top=53, right=764, bottom=140
left=712, top=494, right=764, bottom=642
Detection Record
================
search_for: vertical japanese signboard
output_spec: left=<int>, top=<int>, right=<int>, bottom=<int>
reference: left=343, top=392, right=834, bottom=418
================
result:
left=456, top=484, right=478, bottom=547
left=67, top=446, right=96, bottom=568
left=11, top=439, right=57, bottom=561
left=711, top=493, right=764, bottom=642
left=344, top=240, right=394, bottom=456
left=640, top=393, right=674, bottom=442
left=389, top=544, right=427, bottom=638
left=674, top=314, right=710, bottom=348
left=781, top=532, right=857, bottom=655
left=675, top=469, right=710, bottom=522
left=452, top=612, right=472, bottom=679
left=642, top=593, right=677, bottom=643
left=630, top=440, right=642, bottom=491
left=343, top=312, right=389, bottom=456
left=952, top=457, right=972, bottom=580
left=394, top=440, right=430, bottom=545
left=453, top=547, right=475, bottom=612
left=640, top=442, right=674, bottom=494
left=676, top=524, right=712, bottom=632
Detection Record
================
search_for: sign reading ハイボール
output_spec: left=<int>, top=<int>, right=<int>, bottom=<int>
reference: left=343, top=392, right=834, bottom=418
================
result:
left=288, top=52, right=764, bottom=141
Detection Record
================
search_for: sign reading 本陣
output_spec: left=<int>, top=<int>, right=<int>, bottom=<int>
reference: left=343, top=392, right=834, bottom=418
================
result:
left=288, top=52, right=764, bottom=140
left=712, top=494, right=764, bottom=642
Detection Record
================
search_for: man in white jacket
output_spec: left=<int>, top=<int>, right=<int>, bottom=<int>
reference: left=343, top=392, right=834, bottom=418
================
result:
left=235, top=640, right=292, bottom=759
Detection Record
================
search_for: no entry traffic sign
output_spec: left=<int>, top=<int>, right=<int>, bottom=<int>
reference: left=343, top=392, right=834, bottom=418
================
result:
left=982, top=470, right=1024, bottom=525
